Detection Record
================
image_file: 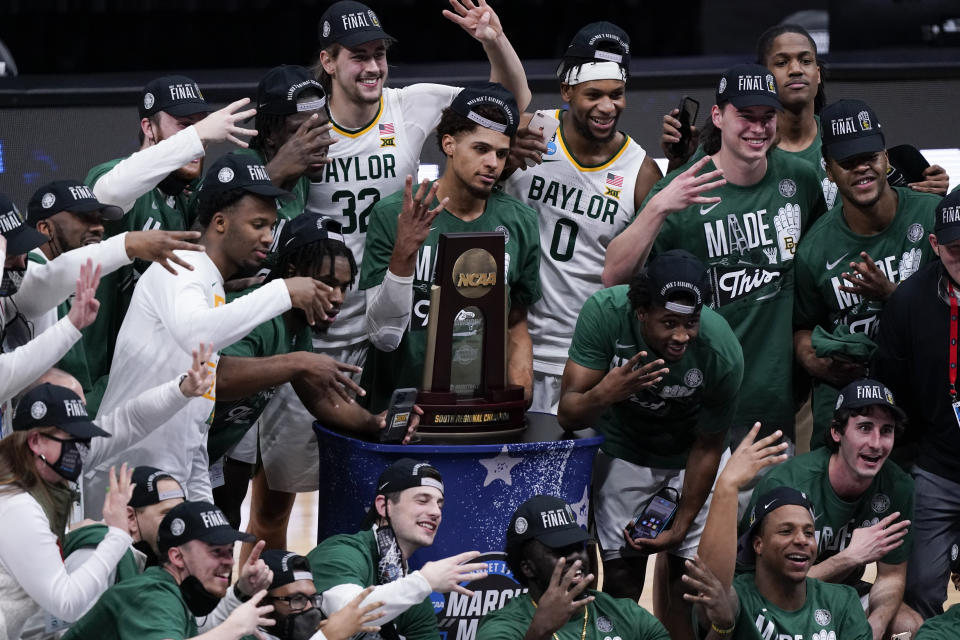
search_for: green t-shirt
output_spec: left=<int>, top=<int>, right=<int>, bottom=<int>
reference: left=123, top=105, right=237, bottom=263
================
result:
left=645, top=148, right=827, bottom=444
left=567, top=285, right=744, bottom=468
left=793, top=186, right=939, bottom=445
left=476, top=590, right=670, bottom=640
left=307, top=529, right=439, bottom=640
left=208, top=286, right=313, bottom=463
left=718, top=573, right=872, bottom=640
left=63, top=524, right=142, bottom=584
left=778, top=116, right=838, bottom=210
left=358, top=183, right=542, bottom=412
left=916, top=603, right=960, bottom=639
left=26, top=252, right=122, bottom=414
left=741, top=447, right=915, bottom=573
left=62, top=566, right=197, bottom=640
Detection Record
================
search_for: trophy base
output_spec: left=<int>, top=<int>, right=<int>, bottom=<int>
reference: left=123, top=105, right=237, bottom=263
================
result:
left=415, top=385, right=527, bottom=440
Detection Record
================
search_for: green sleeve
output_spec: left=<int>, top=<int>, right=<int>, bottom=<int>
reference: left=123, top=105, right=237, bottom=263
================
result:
left=293, top=326, right=314, bottom=352
left=510, top=206, right=542, bottom=307
left=308, top=537, right=374, bottom=592
left=567, top=293, right=613, bottom=371
left=621, top=600, right=672, bottom=640
left=792, top=238, right=828, bottom=329
left=476, top=601, right=532, bottom=639
left=837, top=584, right=873, bottom=640
left=394, top=600, right=441, bottom=640
left=697, top=341, right=744, bottom=435
left=358, top=192, right=402, bottom=290
left=221, top=320, right=272, bottom=358
left=916, top=605, right=960, bottom=639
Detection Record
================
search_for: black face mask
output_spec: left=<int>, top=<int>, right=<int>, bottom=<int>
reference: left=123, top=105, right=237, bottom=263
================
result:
left=179, top=575, right=221, bottom=616
left=39, top=435, right=89, bottom=482
left=0, top=267, right=25, bottom=296
left=132, top=539, right=159, bottom=566
left=275, top=608, right=324, bottom=640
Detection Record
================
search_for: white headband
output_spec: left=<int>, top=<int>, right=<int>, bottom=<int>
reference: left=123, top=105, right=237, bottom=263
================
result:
left=664, top=301, right=697, bottom=314
left=563, top=61, right=626, bottom=86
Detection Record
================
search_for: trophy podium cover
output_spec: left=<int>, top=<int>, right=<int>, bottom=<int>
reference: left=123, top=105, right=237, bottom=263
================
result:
left=416, top=231, right=526, bottom=437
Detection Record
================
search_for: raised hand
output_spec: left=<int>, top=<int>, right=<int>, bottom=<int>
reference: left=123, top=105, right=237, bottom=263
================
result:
left=320, top=586, right=385, bottom=640
left=682, top=555, right=737, bottom=631
left=193, top=98, right=258, bottom=148
left=595, top=350, right=669, bottom=404
left=390, top=176, right=448, bottom=276
left=67, top=259, right=102, bottom=330
left=527, top=558, right=595, bottom=639
left=845, top=512, right=910, bottom=565
left=419, top=551, right=489, bottom=595
left=225, top=589, right=275, bottom=639
left=101, top=463, right=135, bottom=530
left=269, top=113, right=337, bottom=182
left=236, top=540, right=274, bottom=597
left=661, top=108, right=699, bottom=166
left=717, top=422, right=788, bottom=492
left=298, top=353, right=365, bottom=406
left=125, top=230, right=202, bottom=274
left=443, top=0, right=502, bottom=43
left=284, top=277, right=336, bottom=326
left=838, top=251, right=896, bottom=301
left=649, top=154, right=725, bottom=216
left=179, top=343, right=216, bottom=397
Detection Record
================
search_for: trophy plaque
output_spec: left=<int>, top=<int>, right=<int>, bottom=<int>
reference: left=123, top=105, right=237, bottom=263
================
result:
left=417, top=232, right=526, bottom=437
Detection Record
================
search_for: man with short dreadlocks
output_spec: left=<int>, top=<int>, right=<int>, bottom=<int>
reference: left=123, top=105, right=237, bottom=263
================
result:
left=209, top=212, right=418, bottom=533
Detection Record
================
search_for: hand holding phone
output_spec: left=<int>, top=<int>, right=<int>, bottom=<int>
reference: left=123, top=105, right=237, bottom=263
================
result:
left=628, top=490, right=679, bottom=541
left=380, top=388, right=418, bottom=443
left=668, top=97, right=699, bottom=159
left=525, top=110, right=560, bottom=167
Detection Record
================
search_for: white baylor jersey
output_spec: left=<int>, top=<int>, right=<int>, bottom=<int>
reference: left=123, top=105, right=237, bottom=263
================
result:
left=506, top=110, right=647, bottom=374
left=306, top=83, right=459, bottom=348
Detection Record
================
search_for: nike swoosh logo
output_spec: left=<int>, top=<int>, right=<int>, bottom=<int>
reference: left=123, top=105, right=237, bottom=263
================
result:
left=699, top=202, right=720, bottom=216
left=764, top=501, right=775, bottom=509
left=615, top=341, right=635, bottom=349
left=825, top=253, right=849, bottom=270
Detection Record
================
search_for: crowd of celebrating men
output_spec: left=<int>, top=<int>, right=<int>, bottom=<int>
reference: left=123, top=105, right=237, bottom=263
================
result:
left=1, top=0, right=959, bottom=638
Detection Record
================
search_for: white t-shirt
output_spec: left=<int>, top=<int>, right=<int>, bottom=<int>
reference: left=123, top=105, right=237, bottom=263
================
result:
left=305, top=83, right=460, bottom=349
left=87, top=250, right=291, bottom=516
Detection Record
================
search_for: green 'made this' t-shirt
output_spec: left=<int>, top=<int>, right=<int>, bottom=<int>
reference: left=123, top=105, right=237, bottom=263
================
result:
left=741, top=447, right=914, bottom=573
left=358, top=184, right=541, bottom=412
left=645, top=148, right=827, bottom=444
left=916, top=604, right=960, bottom=640
left=568, top=285, right=744, bottom=468
left=308, top=529, right=439, bottom=640
left=62, top=566, right=197, bottom=640
left=793, top=186, right=939, bottom=445
left=477, top=590, right=670, bottom=640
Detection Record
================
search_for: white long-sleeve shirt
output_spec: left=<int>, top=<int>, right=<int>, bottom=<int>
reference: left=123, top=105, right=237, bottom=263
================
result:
left=0, top=491, right=132, bottom=639
left=321, top=572, right=433, bottom=627
left=0, top=316, right=81, bottom=408
left=87, top=250, right=291, bottom=516
left=91, top=126, right=205, bottom=213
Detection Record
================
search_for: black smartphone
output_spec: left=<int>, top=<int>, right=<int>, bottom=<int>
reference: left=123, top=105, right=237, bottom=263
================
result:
left=628, top=494, right=679, bottom=541
left=380, top=387, right=418, bottom=443
left=669, top=96, right=699, bottom=158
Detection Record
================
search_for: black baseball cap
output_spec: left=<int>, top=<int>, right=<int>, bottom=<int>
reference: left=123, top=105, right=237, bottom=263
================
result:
left=935, top=190, right=960, bottom=245
left=376, top=458, right=444, bottom=496
left=261, top=550, right=314, bottom=590
left=278, top=212, right=346, bottom=257
left=129, top=466, right=185, bottom=509
left=196, top=153, right=293, bottom=202
left=27, top=179, right=123, bottom=225
left=139, top=75, right=212, bottom=119
left=737, top=486, right=815, bottom=564
left=644, top=249, right=710, bottom=315
left=716, top=63, right=783, bottom=110
left=257, top=65, right=328, bottom=116
left=506, top=495, right=590, bottom=551
left=835, top=377, right=906, bottom=420
left=13, top=383, right=111, bottom=438
left=449, top=83, right=519, bottom=137
left=0, top=194, right=47, bottom=256
left=158, top=501, right=256, bottom=555
left=558, top=21, right=631, bottom=76
left=820, top=99, right=885, bottom=163
left=318, top=1, right=395, bottom=49
left=886, top=144, right=930, bottom=188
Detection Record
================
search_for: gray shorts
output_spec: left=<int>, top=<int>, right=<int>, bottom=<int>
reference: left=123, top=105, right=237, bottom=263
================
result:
left=593, top=448, right=730, bottom=561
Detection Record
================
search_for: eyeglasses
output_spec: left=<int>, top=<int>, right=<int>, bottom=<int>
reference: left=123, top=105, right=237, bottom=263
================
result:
left=269, top=593, right=323, bottom=612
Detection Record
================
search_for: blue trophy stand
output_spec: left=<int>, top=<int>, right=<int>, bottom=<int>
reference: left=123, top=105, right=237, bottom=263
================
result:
left=313, top=413, right=602, bottom=640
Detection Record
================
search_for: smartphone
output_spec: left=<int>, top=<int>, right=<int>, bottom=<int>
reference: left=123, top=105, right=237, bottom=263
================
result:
left=668, top=96, right=699, bottom=158
left=525, top=110, right=561, bottom=167
left=380, top=388, right=418, bottom=443
left=629, top=494, right=679, bottom=540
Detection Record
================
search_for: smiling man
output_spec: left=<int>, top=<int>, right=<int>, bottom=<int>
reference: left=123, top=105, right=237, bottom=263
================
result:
left=477, top=495, right=669, bottom=640
left=307, top=459, right=489, bottom=640
left=503, top=21, right=663, bottom=415
left=793, top=99, right=939, bottom=449
left=740, top=378, right=918, bottom=639
left=557, top=249, right=742, bottom=639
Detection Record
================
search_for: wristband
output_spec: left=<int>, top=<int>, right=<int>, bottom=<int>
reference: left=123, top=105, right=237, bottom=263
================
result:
left=711, top=622, right=735, bottom=635
left=233, top=584, right=251, bottom=602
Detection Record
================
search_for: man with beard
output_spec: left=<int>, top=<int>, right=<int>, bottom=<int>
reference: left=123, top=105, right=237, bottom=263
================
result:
left=359, top=83, right=540, bottom=410
left=793, top=100, right=940, bottom=449
left=62, top=501, right=274, bottom=640
left=207, top=213, right=415, bottom=534
left=557, top=250, right=742, bottom=640
left=23, top=179, right=206, bottom=411
left=504, top=22, right=663, bottom=415
left=740, top=378, right=919, bottom=639
left=477, top=495, right=669, bottom=640
left=84, top=153, right=340, bottom=517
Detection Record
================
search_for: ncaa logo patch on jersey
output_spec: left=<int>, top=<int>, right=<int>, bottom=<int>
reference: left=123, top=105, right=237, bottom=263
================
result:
left=871, top=493, right=891, bottom=514
left=683, top=368, right=703, bottom=388
left=907, top=223, right=923, bottom=243
left=495, top=224, right=510, bottom=244
left=778, top=179, right=797, bottom=198
left=814, top=609, right=832, bottom=626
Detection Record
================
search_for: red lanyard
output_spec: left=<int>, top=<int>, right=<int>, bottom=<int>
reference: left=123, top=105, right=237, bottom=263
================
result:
left=950, top=282, right=958, bottom=400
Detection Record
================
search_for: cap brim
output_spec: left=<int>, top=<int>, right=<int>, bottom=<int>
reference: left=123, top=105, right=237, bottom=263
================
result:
left=726, top=94, right=783, bottom=111
left=824, top=134, right=885, bottom=163
left=330, top=30, right=395, bottom=48
left=936, top=225, right=960, bottom=246
left=201, top=527, right=257, bottom=545
left=244, top=184, right=294, bottom=201
left=68, top=199, right=125, bottom=221
left=162, top=102, right=214, bottom=117
left=536, top=525, right=591, bottom=549
left=61, top=419, right=112, bottom=439
left=841, top=398, right=907, bottom=421
left=6, top=225, right=49, bottom=255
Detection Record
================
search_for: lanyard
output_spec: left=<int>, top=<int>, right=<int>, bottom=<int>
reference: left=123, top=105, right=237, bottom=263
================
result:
left=950, top=282, right=958, bottom=400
